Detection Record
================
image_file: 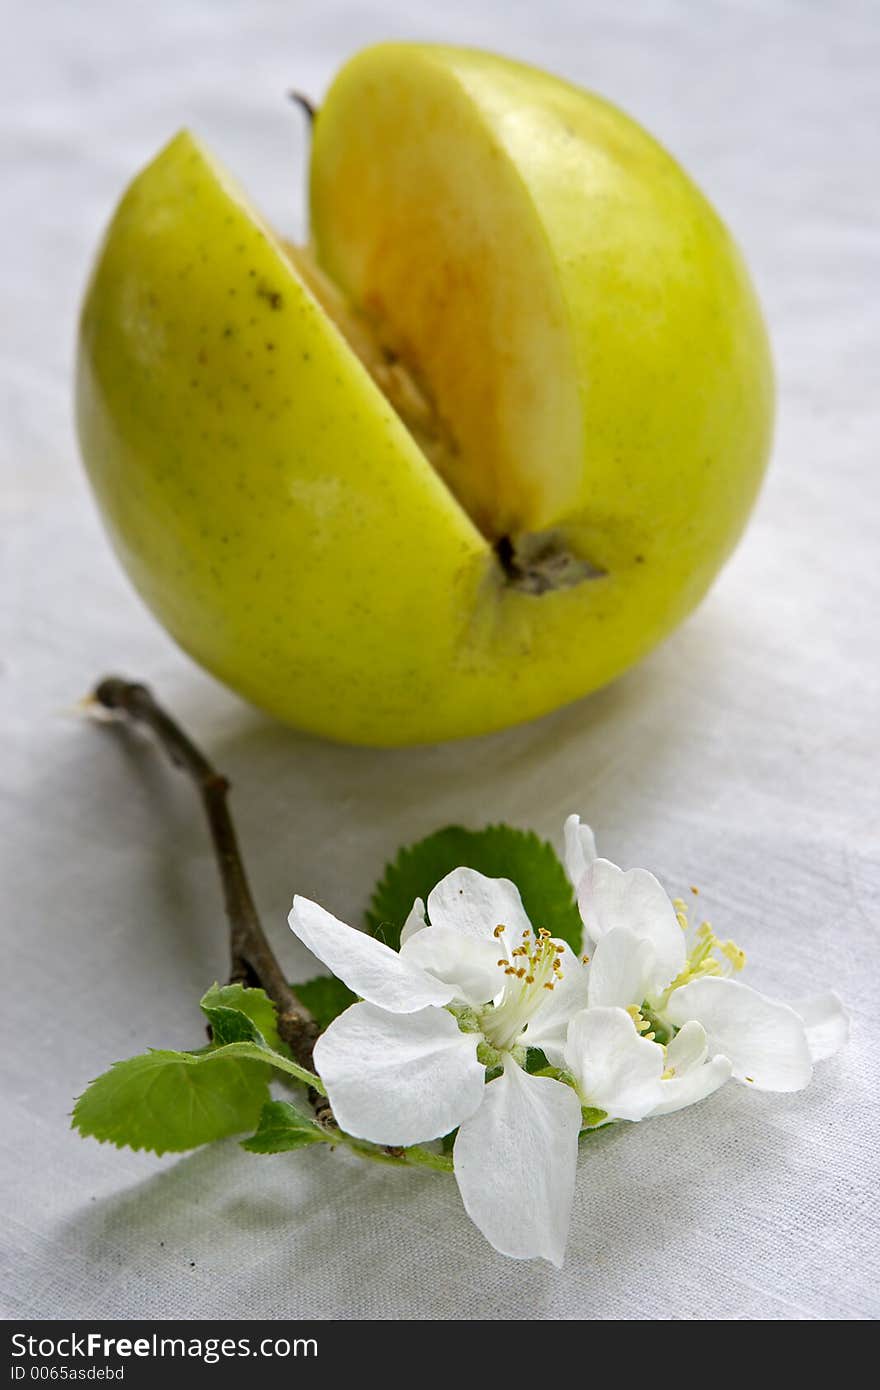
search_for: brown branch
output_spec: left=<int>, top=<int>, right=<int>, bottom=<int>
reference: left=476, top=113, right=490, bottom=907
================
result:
left=89, top=678, right=322, bottom=1092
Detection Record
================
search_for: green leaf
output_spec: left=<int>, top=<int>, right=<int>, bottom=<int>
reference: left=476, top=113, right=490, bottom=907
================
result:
left=525, top=1048, right=550, bottom=1074
left=188, top=1040, right=322, bottom=1091
left=202, top=1005, right=266, bottom=1046
left=72, top=1048, right=271, bottom=1154
left=293, top=975, right=357, bottom=1031
left=200, top=982, right=285, bottom=1052
left=367, top=824, right=582, bottom=952
left=73, top=1027, right=324, bottom=1156
left=580, top=1106, right=608, bottom=1130
left=241, top=1099, right=328, bottom=1153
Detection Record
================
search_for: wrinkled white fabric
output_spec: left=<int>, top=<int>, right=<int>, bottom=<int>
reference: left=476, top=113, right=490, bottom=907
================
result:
left=2, top=0, right=878, bottom=1321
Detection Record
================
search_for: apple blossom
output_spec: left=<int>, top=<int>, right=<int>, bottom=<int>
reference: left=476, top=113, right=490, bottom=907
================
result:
left=564, top=816, right=848, bottom=1092
left=289, top=868, right=588, bottom=1264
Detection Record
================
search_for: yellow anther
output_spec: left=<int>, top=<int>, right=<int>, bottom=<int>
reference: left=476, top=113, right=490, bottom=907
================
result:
left=627, top=1005, right=653, bottom=1034
left=494, top=924, right=505, bottom=938
left=543, top=981, right=555, bottom=991
left=525, top=974, right=535, bottom=985
left=673, top=897, right=687, bottom=913
left=496, top=959, right=507, bottom=967
left=745, top=1076, right=755, bottom=1083
left=555, top=944, right=565, bottom=953
left=690, top=885, right=699, bottom=896
left=661, top=916, right=748, bottom=1004
left=504, top=966, right=516, bottom=976
left=721, top=940, right=747, bottom=971
left=516, top=967, right=526, bottom=979
left=581, top=954, right=590, bottom=964
left=661, top=1066, right=675, bottom=1080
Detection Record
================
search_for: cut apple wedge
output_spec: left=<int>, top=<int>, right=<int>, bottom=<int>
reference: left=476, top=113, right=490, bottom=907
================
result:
left=77, top=42, right=773, bottom=745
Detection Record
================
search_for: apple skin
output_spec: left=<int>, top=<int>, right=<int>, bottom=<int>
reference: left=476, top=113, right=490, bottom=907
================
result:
left=76, top=44, right=773, bottom=746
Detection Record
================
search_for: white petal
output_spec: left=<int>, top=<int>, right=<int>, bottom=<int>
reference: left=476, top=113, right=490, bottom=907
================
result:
left=563, top=814, right=597, bottom=888
left=453, top=1061, right=581, bottom=1267
left=521, top=942, right=591, bottom=1065
left=289, top=896, right=452, bottom=1013
left=587, top=928, right=654, bottom=1010
left=790, top=991, right=849, bottom=1063
left=399, top=897, right=427, bottom=946
left=666, top=977, right=813, bottom=1091
left=314, top=1003, right=484, bottom=1146
left=649, top=1054, right=732, bottom=1117
left=564, top=1007, right=664, bottom=1122
left=665, top=1019, right=709, bottom=1074
left=427, top=867, right=533, bottom=945
left=578, top=858, right=686, bottom=994
left=400, top=925, right=502, bottom=1006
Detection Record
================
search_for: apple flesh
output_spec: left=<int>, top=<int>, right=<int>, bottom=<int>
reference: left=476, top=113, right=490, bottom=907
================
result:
left=76, top=42, right=773, bottom=745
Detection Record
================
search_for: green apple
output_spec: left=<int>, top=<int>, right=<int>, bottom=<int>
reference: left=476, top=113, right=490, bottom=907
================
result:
left=77, top=42, right=773, bottom=745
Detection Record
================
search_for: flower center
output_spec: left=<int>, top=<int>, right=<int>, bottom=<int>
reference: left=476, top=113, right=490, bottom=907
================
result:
left=656, top=889, right=746, bottom=1008
left=478, top=925, right=565, bottom=1053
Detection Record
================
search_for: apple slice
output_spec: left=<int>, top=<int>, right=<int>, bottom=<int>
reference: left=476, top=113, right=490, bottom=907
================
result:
left=77, top=43, right=773, bottom=745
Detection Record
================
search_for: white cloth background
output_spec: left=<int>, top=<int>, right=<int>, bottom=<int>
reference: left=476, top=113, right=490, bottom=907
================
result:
left=2, top=0, right=878, bottom=1321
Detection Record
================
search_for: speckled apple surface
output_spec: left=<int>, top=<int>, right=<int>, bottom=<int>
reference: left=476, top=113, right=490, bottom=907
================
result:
left=77, top=46, right=773, bottom=745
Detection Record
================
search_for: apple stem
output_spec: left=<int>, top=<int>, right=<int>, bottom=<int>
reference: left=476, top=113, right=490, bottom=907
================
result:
left=288, top=90, right=317, bottom=125
left=88, top=676, right=327, bottom=1112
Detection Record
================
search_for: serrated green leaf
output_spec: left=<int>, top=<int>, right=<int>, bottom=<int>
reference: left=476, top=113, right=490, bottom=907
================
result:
left=202, top=1004, right=266, bottom=1047
left=241, top=1099, right=328, bottom=1153
left=73, top=1034, right=324, bottom=1156
left=367, top=824, right=582, bottom=952
left=293, top=975, right=357, bottom=1031
left=72, top=1049, right=271, bottom=1155
left=200, top=982, right=285, bottom=1052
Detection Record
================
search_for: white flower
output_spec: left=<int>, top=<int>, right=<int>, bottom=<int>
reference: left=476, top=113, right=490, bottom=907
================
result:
left=563, top=816, right=849, bottom=1092
left=563, top=1011, right=732, bottom=1121
left=289, top=868, right=589, bottom=1265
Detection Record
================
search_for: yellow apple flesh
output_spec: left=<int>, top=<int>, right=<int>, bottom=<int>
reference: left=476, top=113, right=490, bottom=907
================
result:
left=76, top=42, right=773, bottom=745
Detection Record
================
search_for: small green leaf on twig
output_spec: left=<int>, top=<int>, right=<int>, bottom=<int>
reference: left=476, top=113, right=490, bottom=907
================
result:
left=241, top=1099, right=329, bottom=1153
left=72, top=1049, right=271, bottom=1155
left=200, top=982, right=288, bottom=1052
left=73, top=1013, right=325, bottom=1156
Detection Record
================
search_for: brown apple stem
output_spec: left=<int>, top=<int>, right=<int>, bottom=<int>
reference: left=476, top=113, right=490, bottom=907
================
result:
left=89, top=677, right=320, bottom=1076
left=288, top=90, right=317, bottom=124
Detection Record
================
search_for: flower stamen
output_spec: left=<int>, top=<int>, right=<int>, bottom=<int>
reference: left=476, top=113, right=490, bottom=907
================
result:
left=627, top=1005, right=653, bottom=1035
left=482, top=927, right=569, bottom=1049
left=657, top=896, right=747, bottom=1006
